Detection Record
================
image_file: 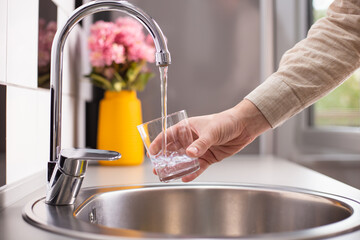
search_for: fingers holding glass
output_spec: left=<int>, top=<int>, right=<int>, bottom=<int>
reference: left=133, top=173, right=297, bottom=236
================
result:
left=137, top=110, right=200, bottom=182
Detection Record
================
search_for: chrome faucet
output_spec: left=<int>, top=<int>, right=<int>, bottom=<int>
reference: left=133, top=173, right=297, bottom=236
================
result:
left=46, top=0, right=171, bottom=205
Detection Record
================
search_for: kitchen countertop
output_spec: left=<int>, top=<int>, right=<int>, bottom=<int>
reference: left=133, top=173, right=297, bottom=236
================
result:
left=1, top=155, right=360, bottom=239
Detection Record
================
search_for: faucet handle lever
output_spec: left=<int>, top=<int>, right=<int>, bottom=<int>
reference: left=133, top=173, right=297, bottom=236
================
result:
left=46, top=149, right=121, bottom=205
left=58, top=148, right=121, bottom=176
left=60, top=148, right=121, bottom=161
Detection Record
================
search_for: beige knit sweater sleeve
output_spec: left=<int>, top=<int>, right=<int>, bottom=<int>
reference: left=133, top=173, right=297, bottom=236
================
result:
left=245, top=0, right=360, bottom=128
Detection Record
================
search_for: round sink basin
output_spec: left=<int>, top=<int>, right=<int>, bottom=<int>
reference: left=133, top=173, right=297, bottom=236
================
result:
left=23, top=183, right=360, bottom=239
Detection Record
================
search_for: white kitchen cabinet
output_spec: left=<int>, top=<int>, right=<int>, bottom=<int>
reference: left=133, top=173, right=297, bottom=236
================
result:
left=0, top=0, right=7, bottom=83
left=7, top=0, right=38, bottom=88
left=6, top=86, right=40, bottom=184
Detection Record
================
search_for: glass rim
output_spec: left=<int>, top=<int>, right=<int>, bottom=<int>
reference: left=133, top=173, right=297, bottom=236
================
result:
left=137, top=110, right=187, bottom=128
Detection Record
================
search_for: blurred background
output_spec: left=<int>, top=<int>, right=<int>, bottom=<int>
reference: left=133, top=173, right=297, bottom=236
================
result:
left=112, top=0, right=261, bottom=154
left=0, top=0, right=359, bottom=188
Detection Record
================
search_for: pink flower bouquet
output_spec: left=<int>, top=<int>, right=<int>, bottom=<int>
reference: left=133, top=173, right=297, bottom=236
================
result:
left=87, top=17, right=155, bottom=91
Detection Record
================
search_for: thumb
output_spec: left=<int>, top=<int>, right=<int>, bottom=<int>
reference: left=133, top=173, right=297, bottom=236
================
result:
left=186, top=135, right=214, bottom=158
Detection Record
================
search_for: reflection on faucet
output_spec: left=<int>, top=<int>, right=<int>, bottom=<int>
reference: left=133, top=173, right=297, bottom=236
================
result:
left=46, top=0, right=171, bottom=205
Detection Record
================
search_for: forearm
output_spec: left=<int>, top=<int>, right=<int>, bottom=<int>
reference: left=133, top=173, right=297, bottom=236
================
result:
left=246, top=0, right=360, bottom=128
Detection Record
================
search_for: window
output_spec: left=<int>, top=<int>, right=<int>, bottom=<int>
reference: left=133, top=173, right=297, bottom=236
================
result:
left=311, top=0, right=360, bottom=128
left=274, top=0, right=360, bottom=160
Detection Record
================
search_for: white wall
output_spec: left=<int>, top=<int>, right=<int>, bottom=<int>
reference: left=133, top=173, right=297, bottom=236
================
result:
left=2, top=0, right=85, bottom=185
left=113, top=0, right=261, bottom=154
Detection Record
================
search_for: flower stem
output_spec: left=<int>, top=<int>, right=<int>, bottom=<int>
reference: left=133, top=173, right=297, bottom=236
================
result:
left=89, top=73, right=112, bottom=90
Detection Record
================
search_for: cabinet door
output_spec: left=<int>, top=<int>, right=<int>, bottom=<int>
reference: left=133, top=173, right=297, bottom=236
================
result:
left=7, top=0, right=38, bottom=88
left=0, top=0, right=7, bottom=83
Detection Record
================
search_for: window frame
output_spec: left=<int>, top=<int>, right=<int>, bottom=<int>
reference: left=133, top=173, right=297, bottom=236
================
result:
left=305, top=0, right=360, bottom=154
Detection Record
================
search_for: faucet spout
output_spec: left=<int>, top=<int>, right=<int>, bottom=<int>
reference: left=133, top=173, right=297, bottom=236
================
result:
left=47, top=0, right=171, bottom=205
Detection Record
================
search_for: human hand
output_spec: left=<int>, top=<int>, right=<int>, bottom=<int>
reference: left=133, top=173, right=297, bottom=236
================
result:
left=148, top=100, right=271, bottom=182
left=180, top=99, right=271, bottom=182
left=148, top=118, right=193, bottom=157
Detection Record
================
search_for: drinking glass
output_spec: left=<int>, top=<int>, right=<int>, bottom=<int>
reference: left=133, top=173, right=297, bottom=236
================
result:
left=137, top=110, right=200, bottom=182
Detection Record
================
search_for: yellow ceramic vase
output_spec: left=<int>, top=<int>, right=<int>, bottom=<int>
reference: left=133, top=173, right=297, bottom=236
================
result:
left=97, top=90, right=144, bottom=166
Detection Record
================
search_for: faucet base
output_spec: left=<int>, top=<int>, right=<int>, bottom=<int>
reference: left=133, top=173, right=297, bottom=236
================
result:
left=46, top=164, right=84, bottom=205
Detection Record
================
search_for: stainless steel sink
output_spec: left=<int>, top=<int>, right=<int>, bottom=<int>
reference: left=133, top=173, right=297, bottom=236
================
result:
left=23, top=183, right=360, bottom=239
